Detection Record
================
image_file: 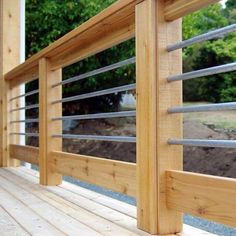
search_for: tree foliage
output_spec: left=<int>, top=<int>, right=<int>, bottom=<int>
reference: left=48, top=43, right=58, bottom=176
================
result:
left=26, top=0, right=136, bottom=114
left=183, top=1, right=236, bottom=102
left=26, top=0, right=236, bottom=110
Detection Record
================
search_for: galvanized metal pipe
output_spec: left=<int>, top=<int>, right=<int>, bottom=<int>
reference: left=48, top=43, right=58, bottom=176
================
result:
left=167, top=23, right=236, bottom=52
left=52, top=111, right=136, bottom=121
left=168, top=62, right=236, bottom=82
left=52, top=57, right=136, bottom=87
left=10, top=119, right=39, bottom=124
left=53, top=134, right=136, bottom=143
left=10, top=89, right=39, bottom=101
left=10, top=104, right=39, bottom=112
left=168, top=139, right=236, bottom=148
left=10, top=132, right=39, bottom=137
left=168, top=102, right=236, bottom=113
left=52, top=83, right=136, bottom=104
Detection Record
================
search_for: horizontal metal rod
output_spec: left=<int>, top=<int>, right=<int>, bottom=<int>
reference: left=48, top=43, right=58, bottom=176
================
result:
left=52, top=111, right=136, bottom=121
left=10, top=104, right=39, bottom=112
left=10, top=133, right=39, bottom=137
left=168, top=62, right=236, bottom=82
left=10, top=89, right=39, bottom=101
left=10, top=119, right=39, bottom=124
left=52, top=83, right=136, bottom=104
left=53, top=134, right=136, bottom=143
left=52, top=57, right=136, bottom=87
left=168, top=139, right=236, bottom=148
left=167, top=23, right=236, bottom=51
left=168, top=102, right=236, bottom=113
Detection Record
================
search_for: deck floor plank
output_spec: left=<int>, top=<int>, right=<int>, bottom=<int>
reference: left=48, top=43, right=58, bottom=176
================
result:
left=0, top=206, right=30, bottom=236
left=8, top=167, right=148, bottom=236
left=3, top=168, right=140, bottom=236
left=15, top=166, right=136, bottom=218
left=0, top=184, right=65, bottom=236
left=0, top=171, right=101, bottom=236
left=0, top=167, right=217, bottom=236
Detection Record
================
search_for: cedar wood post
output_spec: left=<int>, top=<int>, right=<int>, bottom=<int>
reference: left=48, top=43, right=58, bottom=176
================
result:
left=39, top=58, right=62, bottom=185
left=0, top=0, right=21, bottom=167
left=136, top=0, right=183, bottom=234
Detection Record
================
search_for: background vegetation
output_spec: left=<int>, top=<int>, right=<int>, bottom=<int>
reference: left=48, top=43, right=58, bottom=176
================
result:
left=183, top=0, right=236, bottom=102
left=25, top=0, right=236, bottom=114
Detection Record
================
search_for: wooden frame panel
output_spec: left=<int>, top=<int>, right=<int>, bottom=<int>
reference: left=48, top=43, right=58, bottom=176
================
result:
left=166, top=170, right=236, bottom=227
left=164, top=0, right=220, bottom=21
left=51, top=151, right=136, bottom=197
left=9, top=144, right=39, bottom=165
left=0, top=0, right=233, bottom=233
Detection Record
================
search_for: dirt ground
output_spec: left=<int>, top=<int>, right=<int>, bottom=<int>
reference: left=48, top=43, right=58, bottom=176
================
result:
left=27, top=112, right=236, bottom=179
left=183, top=120, right=236, bottom=178
left=60, top=116, right=236, bottom=179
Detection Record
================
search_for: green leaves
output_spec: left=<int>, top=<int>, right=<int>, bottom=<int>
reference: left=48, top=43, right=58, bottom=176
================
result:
left=25, top=0, right=236, bottom=111
left=183, top=3, right=236, bottom=103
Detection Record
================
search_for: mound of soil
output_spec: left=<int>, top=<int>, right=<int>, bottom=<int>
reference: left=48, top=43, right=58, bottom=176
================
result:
left=184, top=120, right=236, bottom=178
left=27, top=118, right=236, bottom=178
left=63, top=118, right=136, bottom=163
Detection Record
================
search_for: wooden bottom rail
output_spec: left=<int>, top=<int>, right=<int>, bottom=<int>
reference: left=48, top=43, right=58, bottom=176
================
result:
left=9, top=144, right=39, bottom=165
left=166, top=170, right=236, bottom=228
left=51, top=151, right=136, bottom=197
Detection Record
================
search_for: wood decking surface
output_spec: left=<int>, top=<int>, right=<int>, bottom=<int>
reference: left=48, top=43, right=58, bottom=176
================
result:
left=0, top=167, right=215, bottom=236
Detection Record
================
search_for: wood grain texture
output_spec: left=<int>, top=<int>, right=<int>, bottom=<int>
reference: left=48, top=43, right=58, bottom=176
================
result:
left=9, top=144, right=39, bottom=165
left=9, top=65, right=38, bottom=88
left=0, top=167, right=218, bottom=236
left=166, top=170, right=236, bottom=228
left=12, top=165, right=137, bottom=218
left=164, top=0, right=220, bottom=21
left=49, top=7, right=135, bottom=70
left=39, top=58, right=62, bottom=185
left=0, top=172, right=102, bottom=236
left=0, top=186, right=64, bottom=235
left=136, top=0, right=183, bottom=234
left=5, top=0, right=143, bottom=81
left=0, top=206, right=30, bottom=236
left=0, top=0, right=21, bottom=167
left=2, top=168, right=140, bottom=236
left=51, top=151, right=136, bottom=197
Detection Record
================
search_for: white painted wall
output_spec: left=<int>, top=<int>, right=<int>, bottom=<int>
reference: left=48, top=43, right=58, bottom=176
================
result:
left=20, top=0, right=31, bottom=168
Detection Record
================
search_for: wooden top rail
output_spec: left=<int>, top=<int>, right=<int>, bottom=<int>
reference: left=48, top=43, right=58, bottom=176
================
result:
left=4, top=0, right=219, bottom=85
left=5, top=0, right=142, bottom=83
left=164, top=0, right=220, bottom=21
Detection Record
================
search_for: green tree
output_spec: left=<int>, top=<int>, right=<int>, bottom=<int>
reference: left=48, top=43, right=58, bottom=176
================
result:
left=26, top=0, right=236, bottom=109
left=183, top=2, right=236, bottom=102
left=226, top=0, right=236, bottom=10
left=26, top=0, right=135, bottom=115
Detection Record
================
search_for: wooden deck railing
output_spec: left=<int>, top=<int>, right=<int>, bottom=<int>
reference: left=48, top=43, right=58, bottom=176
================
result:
left=0, top=0, right=235, bottom=235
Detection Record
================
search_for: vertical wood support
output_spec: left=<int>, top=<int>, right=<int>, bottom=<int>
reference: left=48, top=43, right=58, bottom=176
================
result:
left=136, top=0, right=183, bottom=234
left=39, top=58, right=62, bottom=185
left=0, top=0, right=21, bottom=167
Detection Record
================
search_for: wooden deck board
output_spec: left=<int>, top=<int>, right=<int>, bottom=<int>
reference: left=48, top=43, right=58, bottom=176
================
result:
left=0, top=167, right=217, bottom=236
left=0, top=206, right=30, bottom=236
